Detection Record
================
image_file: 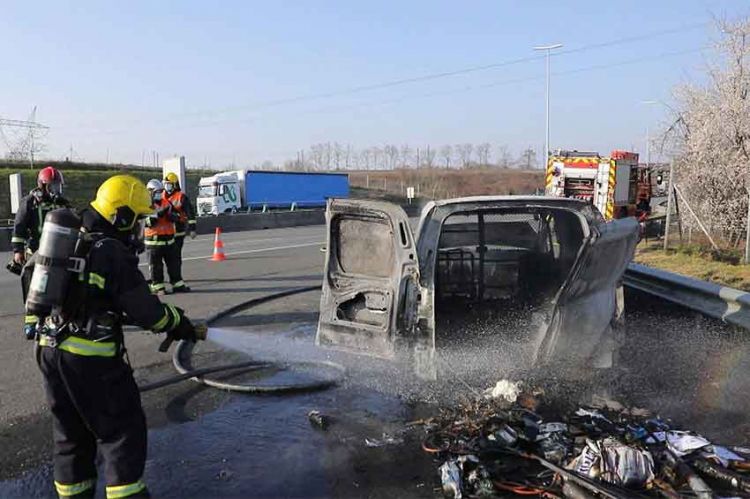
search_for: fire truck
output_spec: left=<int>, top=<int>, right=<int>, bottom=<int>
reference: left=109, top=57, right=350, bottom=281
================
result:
left=545, top=150, right=651, bottom=220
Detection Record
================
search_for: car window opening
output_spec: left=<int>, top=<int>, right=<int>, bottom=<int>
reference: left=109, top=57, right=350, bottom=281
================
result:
left=434, top=208, right=585, bottom=349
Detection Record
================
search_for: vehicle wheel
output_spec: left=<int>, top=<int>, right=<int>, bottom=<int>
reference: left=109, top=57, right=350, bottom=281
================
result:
left=231, top=207, right=238, bottom=214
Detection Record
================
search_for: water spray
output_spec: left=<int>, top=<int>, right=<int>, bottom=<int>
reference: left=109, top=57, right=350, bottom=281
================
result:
left=140, top=286, right=346, bottom=395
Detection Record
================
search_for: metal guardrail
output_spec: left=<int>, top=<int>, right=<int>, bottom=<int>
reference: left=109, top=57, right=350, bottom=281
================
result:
left=623, top=262, right=750, bottom=330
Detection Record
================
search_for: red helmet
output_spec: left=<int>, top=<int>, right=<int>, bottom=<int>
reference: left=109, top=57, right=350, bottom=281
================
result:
left=37, top=166, right=64, bottom=196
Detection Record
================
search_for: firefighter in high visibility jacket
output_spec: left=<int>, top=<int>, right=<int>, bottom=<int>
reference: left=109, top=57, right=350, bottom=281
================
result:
left=144, top=179, right=189, bottom=294
left=28, top=175, right=199, bottom=498
left=163, top=172, right=196, bottom=275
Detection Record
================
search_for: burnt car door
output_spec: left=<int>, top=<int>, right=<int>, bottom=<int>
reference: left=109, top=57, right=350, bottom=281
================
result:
left=316, top=199, right=421, bottom=360
left=534, top=216, right=639, bottom=366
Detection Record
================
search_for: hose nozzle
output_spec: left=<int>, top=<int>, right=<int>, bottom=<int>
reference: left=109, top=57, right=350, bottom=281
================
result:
left=194, top=323, right=208, bottom=341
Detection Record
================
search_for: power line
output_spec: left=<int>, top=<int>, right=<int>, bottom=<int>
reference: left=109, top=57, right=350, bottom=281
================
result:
left=63, top=21, right=708, bottom=134
left=137, top=45, right=710, bottom=131
left=0, top=118, right=49, bottom=129
left=0, top=110, right=50, bottom=166
left=137, top=45, right=708, bottom=163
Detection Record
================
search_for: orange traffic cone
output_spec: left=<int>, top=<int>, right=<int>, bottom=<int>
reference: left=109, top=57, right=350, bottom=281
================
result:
left=210, top=227, right=226, bottom=261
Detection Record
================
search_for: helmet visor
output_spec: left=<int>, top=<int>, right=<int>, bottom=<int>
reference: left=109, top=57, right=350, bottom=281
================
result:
left=164, top=181, right=175, bottom=194
left=47, top=179, right=63, bottom=196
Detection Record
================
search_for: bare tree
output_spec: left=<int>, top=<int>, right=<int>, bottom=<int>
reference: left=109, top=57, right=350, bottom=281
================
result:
left=496, top=145, right=512, bottom=168
left=359, top=148, right=373, bottom=170
left=476, top=143, right=491, bottom=166
left=347, top=147, right=359, bottom=170
left=384, top=144, right=399, bottom=170
left=371, top=146, right=383, bottom=170
left=664, top=18, right=750, bottom=240
left=455, top=143, right=474, bottom=168
left=423, top=146, right=436, bottom=168
left=440, top=145, right=453, bottom=168
left=327, top=142, right=334, bottom=168
left=518, top=148, right=537, bottom=170
left=332, top=142, right=343, bottom=170
left=283, top=159, right=302, bottom=171
left=308, top=144, right=326, bottom=170
left=345, top=144, right=352, bottom=170
left=400, top=144, right=412, bottom=168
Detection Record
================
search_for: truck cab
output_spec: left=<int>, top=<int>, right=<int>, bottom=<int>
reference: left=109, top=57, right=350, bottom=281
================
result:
left=316, top=197, right=638, bottom=379
left=197, top=172, right=244, bottom=216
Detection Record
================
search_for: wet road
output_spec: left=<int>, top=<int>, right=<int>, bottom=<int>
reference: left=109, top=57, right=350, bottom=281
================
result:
left=1, top=224, right=750, bottom=497
left=0, top=224, right=326, bottom=426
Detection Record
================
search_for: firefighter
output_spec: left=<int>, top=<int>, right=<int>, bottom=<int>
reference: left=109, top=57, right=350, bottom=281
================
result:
left=163, top=172, right=196, bottom=279
left=144, top=179, right=188, bottom=294
left=12, top=166, right=70, bottom=263
left=28, top=175, right=198, bottom=498
left=12, top=166, right=70, bottom=336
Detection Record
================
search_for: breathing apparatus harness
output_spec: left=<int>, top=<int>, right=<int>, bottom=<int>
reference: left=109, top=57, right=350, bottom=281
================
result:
left=24, top=208, right=127, bottom=352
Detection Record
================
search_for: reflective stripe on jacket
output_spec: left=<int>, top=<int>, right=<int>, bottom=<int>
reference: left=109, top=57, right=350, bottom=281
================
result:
left=167, top=190, right=196, bottom=236
left=32, top=212, right=187, bottom=358
left=144, top=198, right=175, bottom=243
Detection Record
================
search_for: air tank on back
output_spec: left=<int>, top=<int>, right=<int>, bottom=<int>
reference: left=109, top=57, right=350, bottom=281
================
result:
left=26, top=208, right=82, bottom=318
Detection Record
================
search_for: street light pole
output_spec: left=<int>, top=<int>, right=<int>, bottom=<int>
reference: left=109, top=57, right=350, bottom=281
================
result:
left=640, top=100, right=658, bottom=168
left=534, top=43, right=563, bottom=166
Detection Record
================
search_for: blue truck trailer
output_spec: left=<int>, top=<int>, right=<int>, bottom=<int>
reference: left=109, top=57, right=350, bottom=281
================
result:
left=197, top=170, right=349, bottom=215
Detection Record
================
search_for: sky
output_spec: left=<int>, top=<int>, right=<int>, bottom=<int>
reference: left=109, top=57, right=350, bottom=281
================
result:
left=1, top=0, right=748, bottom=168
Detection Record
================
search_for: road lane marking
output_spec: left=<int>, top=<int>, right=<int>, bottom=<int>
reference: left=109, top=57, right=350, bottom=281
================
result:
left=138, top=241, right=324, bottom=266
left=180, top=234, right=322, bottom=255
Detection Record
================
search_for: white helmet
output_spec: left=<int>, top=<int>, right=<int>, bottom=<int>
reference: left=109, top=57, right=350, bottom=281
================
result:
left=146, top=179, right=164, bottom=192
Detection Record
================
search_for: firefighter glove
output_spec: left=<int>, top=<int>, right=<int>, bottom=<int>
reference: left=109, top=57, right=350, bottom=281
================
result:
left=169, top=310, right=198, bottom=342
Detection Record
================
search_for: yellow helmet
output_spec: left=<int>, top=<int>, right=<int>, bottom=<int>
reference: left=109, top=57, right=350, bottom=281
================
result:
left=163, top=172, right=180, bottom=192
left=90, top=175, right=154, bottom=231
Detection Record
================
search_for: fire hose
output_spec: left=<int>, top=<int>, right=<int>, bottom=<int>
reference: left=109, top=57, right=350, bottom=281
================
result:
left=138, top=286, right=346, bottom=394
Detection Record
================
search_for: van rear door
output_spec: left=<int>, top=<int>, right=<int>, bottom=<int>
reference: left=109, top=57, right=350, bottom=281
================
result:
left=316, top=199, right=421, bottom=359
left=535, top=217, right=639, bottom=365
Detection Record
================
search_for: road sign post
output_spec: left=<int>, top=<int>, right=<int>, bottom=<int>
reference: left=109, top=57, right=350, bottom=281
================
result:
left=9, top=173, right=22, bottom=215
left=407, top=186, right=415, bottom=204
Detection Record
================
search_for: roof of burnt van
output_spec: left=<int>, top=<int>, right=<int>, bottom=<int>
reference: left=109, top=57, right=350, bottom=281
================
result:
left=425, top=195, right=604, bottom=223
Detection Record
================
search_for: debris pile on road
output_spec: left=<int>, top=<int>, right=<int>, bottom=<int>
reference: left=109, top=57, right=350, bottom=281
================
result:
left=415, top=379, right=750, bottom=498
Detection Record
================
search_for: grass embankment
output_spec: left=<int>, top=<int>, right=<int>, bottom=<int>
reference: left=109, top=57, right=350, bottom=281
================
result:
left=635, top=240, right=750, bottom=291
left=0, top=161, right=213, bottom=220
left=0, top=162, right=543, bottom=219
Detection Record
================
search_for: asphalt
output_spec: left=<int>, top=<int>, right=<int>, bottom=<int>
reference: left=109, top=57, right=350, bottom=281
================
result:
left=0, top=225, right=443, bottom=497
left=0, top=224, right=326, bottom=426
left=2, top=224, right=750, bottom=498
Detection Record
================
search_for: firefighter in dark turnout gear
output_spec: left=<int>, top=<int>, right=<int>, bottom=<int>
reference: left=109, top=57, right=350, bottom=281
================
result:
left=28, top=175, right=198, bottom=499
left=12, top=166, right=70, bottom=259
left=163, top=172, right=194, bottom=290
left=14, top=166, right=70, bottom=335
left=144, top=179, right=187, bottom=294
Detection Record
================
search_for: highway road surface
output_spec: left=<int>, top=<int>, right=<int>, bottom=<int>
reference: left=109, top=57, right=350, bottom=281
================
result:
left=0, top=224, right=327, bottom=426
left=2, top=223, right=750, bottom=498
